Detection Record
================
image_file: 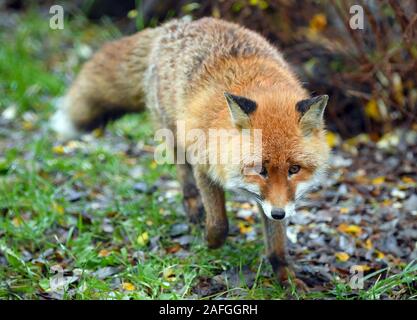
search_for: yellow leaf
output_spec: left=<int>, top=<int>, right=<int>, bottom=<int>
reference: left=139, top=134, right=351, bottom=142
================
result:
left=98, top=249, right=110, bottom=257
left=137, top=232, right=149, bottom=246
left=339, top=207, right=349, bottom=214
left=356, top=265, right=371, bottom=272
left=238, top=221, right=253, bottom=234
left=326, top=131, right=340, bottom=148
left=382, top=199, right=392, bottom=206
left=163, top=267, right=177, bottom=282
left=309, top=14, right=327, bottom=33
left=52, top=145, right=65, bottom=155
left=335, top=252, right=350, bottom=262
left=122, top=282, right=135, bottom=291
left=401, top=176, right=415, bottom=184
left=338, top=223, right=363, bottom=236
left=150, top=161, right=157, bottom=169
left=375, top=250, right=385, bottom=259
left=365, top=99, right=380, bottom=121
left=53, top=202, right=65, bottom=215
left=364, top=238, right=373, bottom=250
left=371, top=176, right=385, bottom=185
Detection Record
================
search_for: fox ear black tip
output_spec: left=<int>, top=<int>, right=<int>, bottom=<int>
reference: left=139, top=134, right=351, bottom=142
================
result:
left=224, top=92, right=257, bottom=115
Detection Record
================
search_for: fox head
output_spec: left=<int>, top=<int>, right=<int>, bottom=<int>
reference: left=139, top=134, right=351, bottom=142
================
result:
left=220, top=91, right=330, bottom=220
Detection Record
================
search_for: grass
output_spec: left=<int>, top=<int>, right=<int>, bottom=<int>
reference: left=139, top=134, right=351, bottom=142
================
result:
left=0, top=8, right=416, bottom=300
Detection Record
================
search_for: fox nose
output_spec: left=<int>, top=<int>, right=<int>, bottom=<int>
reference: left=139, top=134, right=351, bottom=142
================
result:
left=271, top=208, right=286, bottom=220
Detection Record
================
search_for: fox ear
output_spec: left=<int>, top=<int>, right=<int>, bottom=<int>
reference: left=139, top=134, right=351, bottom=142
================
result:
left=224, top=92, right=257, bottom=128
left=296, top=95, right=328, bottom=136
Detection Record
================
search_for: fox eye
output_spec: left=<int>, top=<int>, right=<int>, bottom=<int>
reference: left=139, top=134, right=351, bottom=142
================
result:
left=288, top=165, right=301, bottom=175
left=259, top=166, right=268, bottom=178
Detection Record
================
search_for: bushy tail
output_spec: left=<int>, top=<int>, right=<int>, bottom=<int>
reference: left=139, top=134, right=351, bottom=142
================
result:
left=51, top=27, right=158, bottom=140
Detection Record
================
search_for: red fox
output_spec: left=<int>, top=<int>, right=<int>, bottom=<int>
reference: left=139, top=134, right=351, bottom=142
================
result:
left=51, top=17, right=330, bottom=287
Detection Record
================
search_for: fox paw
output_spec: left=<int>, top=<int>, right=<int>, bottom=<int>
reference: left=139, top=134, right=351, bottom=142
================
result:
left=277, top=267, right=309, bottom=292
left=206, top=222, right=228, bottom=249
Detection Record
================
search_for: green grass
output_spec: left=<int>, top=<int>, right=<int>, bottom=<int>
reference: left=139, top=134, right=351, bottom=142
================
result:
left=0, top=8, right=416, bottom=300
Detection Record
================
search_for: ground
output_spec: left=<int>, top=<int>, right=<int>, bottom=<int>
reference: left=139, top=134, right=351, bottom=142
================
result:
left=0, top=10, right=416, bottom=300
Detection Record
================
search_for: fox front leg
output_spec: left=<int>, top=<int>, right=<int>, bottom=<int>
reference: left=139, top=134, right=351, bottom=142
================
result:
left=260, top=211, right=290, bottom=281
left=259, top=207, right=308, bottom=290
left=193, top=167, right=228, bottom=249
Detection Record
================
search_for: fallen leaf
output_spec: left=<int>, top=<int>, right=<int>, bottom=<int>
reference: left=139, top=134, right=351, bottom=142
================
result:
left=371, top=176, right=385, bottom=185
left=326, top=131, right=340, bottom=148
left=335, top=252, right=350, bottom=262
left=356, top=265, right=371, bottom=272
left=163, top=268, right=176, bottom=282
left=375, top=250, right=385, bottom=259
left=337, top=223, right=363, bottom=237
left=98, top=249, right=110, bottom=257
left=169, top=223, right=189, bottom=237
left=401, top=176, right=415, bottom=184
left=122, top=282, right=135, bottom=291
left=404, top=195, right=417, bottom=213
left=93, top=267, right=121, bottom=280
left=166, top=244, right=181, bottom=254
left=365, top=99, right=380, bottom=121
left=339, top=207, right=349, bottom=214
left=238, top=221, right=253, bottom=234
left=52, top=145, right=65, bottom=155
left=364, top=238, right=373, bottom=250
left=137, top=232, right=149, bottom=246
left=173, top=235, right=194, bottom=246
left=309, top=13, right=327, bottom=33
